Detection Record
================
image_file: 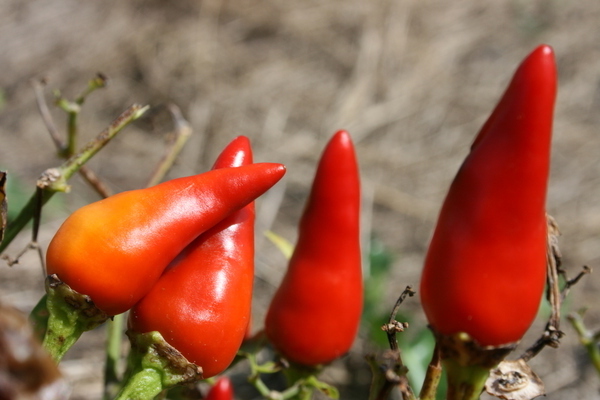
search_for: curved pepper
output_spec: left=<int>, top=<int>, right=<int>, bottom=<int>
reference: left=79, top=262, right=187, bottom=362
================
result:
left=205, top=376, right=234, bottom=400
left=265, top=130, right=362, bottom=366
left=46, top=159, right=285, bottom=316
left=128, top=136, right=259, bottom=378
left=420, top=45, right=557, bottom=347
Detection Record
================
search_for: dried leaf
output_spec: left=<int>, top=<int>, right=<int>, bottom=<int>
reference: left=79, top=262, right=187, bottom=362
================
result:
left=0, top=302, right=69, bottom=399
left=485, top=359, right=544, bottom=400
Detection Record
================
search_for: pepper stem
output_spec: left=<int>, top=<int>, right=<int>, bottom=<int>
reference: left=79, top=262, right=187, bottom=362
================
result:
left=42, top=275, right=108, bottom=361
left=282, top=363, right=339, bottom=399
left=432, top=331, right=516, bottom=400
left=444, top=358, right=490, bottom=400
left=419, top=344, right=443, bottom=400
left=114, top=330, right=202, bottom=400
left=283, top=366, right=317, bottom=400
left=113, top=367, right=163, bottom=400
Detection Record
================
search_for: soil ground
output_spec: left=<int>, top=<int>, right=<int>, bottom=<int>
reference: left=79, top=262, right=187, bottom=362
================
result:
left=1, top=1, right=600, bottom=399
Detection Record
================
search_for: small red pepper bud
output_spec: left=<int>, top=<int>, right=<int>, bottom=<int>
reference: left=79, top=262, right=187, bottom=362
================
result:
left=47, top=159, right=285, bottom=316
left=129, top=136, right=262, bottom=378
left=420, top=44, right=557, bottom=347
left=265, top=130, right=363, bottom=366
left=205, top=376, right=234, bottom=400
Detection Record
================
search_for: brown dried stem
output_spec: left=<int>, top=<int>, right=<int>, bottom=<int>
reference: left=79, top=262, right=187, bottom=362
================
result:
left=369, top=285, right=416, bottom=400
left=381, top=285, right=415, bottom=351
left=519, top=215, right=589, bottom=362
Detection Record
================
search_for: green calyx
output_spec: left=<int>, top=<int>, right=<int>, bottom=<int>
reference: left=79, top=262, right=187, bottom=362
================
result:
left=434, top=331, right=518, bottom=400
left=444, top=358, right=491, bottom=400
left=114, top=330, right=202, bottom=400
left=39, top=274, right=109, bottom=361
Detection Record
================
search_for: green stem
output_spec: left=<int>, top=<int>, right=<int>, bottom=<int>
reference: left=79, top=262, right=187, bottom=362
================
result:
left=76, top=74, right=108, bottom=105
left=57, top=104, right=149, bottom=186
left=66, top=111, right=78, bottom=157
left=443, top=358, right=489, bottom=400
left=568, top=312, right=600, bottom=375
left=115, top=331, right=201, bottom=400
left=0, top=190, right=53, bottom=254
left=114, top=367, right=164, bottom=400
left=104, top=313, right=125, bottom=400
left=420, top=345, right=442, bottom=400
left=279, top=385, right=303, bottom=400
left=245, top=352, right=274, bottom=398
left=0, top=104, right=148, bottom=254
left=283, top=365, right=315, bottom=400
left=66, top=73, right=108, bottom=158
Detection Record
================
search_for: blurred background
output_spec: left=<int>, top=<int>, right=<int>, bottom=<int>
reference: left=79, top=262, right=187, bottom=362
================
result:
left=1, top=1, right=600, bottom=399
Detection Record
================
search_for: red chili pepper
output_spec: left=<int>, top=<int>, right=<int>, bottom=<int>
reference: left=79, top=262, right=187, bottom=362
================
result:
left=265, top=130, right=362, bottom=366
left=205, top=376, right=234, bottom=400
left=46, top=157, right=285, bottom=316
left=128, top=136, right=259, bottom=378
left=420, top=45, right=557, bottom=347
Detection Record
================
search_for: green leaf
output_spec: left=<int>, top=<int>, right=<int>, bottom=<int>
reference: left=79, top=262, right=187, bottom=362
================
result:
left=305, top=376, right=339, bottom=399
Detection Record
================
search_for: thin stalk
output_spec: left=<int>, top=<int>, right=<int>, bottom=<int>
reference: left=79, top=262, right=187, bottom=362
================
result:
left=245, top=352, right=276, bottom=398
left=114, top=367, right=163, bottom=400
left=373, top=285, right=416, bottom=400
left=0, top=189, right=54, bottom=254
left=283, top=367, right=314, bottom=400
left=420, top=344, right=442, bottom=400
left=567, top=312, right=600, bottom=375
left=383, top=286, right=415, bottom=351
left=104, top=313, right=125, bottom=400
left=64, top=73, right=108, bottom=160
left=58, top=104, right=149, bottom=183
left=443, top=358, right=489, bottom=400
left=66, top=111, right=78, bottom=157
left=31, top=79, right=63, bottom=150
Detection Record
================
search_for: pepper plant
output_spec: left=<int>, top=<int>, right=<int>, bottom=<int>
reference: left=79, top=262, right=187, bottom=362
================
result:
left=0, top=44, right=591, bottom=400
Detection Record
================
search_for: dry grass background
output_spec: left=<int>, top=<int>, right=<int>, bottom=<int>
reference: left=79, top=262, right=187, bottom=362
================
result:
left=1, top=1, right=600, bottom=399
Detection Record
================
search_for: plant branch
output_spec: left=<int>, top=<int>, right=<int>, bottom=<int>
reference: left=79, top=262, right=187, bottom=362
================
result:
left=368, top=285, right=416, bottom=400
left=419, top=344, right=442, bottom=400
left=104, top=314, right=125, bottom=400
left=31, top=79, right=63, bottom=150
left=520, top=215, right=589, bottom=362
left=33, top=76, right=113, bottom=198
left=0, top=104, right=148, bottom=255
left=567, top=311, right=600, bottom=376
left=381, top=285, right=414, bottom=351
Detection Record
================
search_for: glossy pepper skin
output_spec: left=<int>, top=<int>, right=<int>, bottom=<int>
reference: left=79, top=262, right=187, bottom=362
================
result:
left=420, top=45, right=557, bottom=347
left=46, top=161, right=285, bottom=316
left=129, top=136, right=259, bottom=378
left=205, top=377, right=234, bottom=400
left=265, top=130, right=362, bottom=366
